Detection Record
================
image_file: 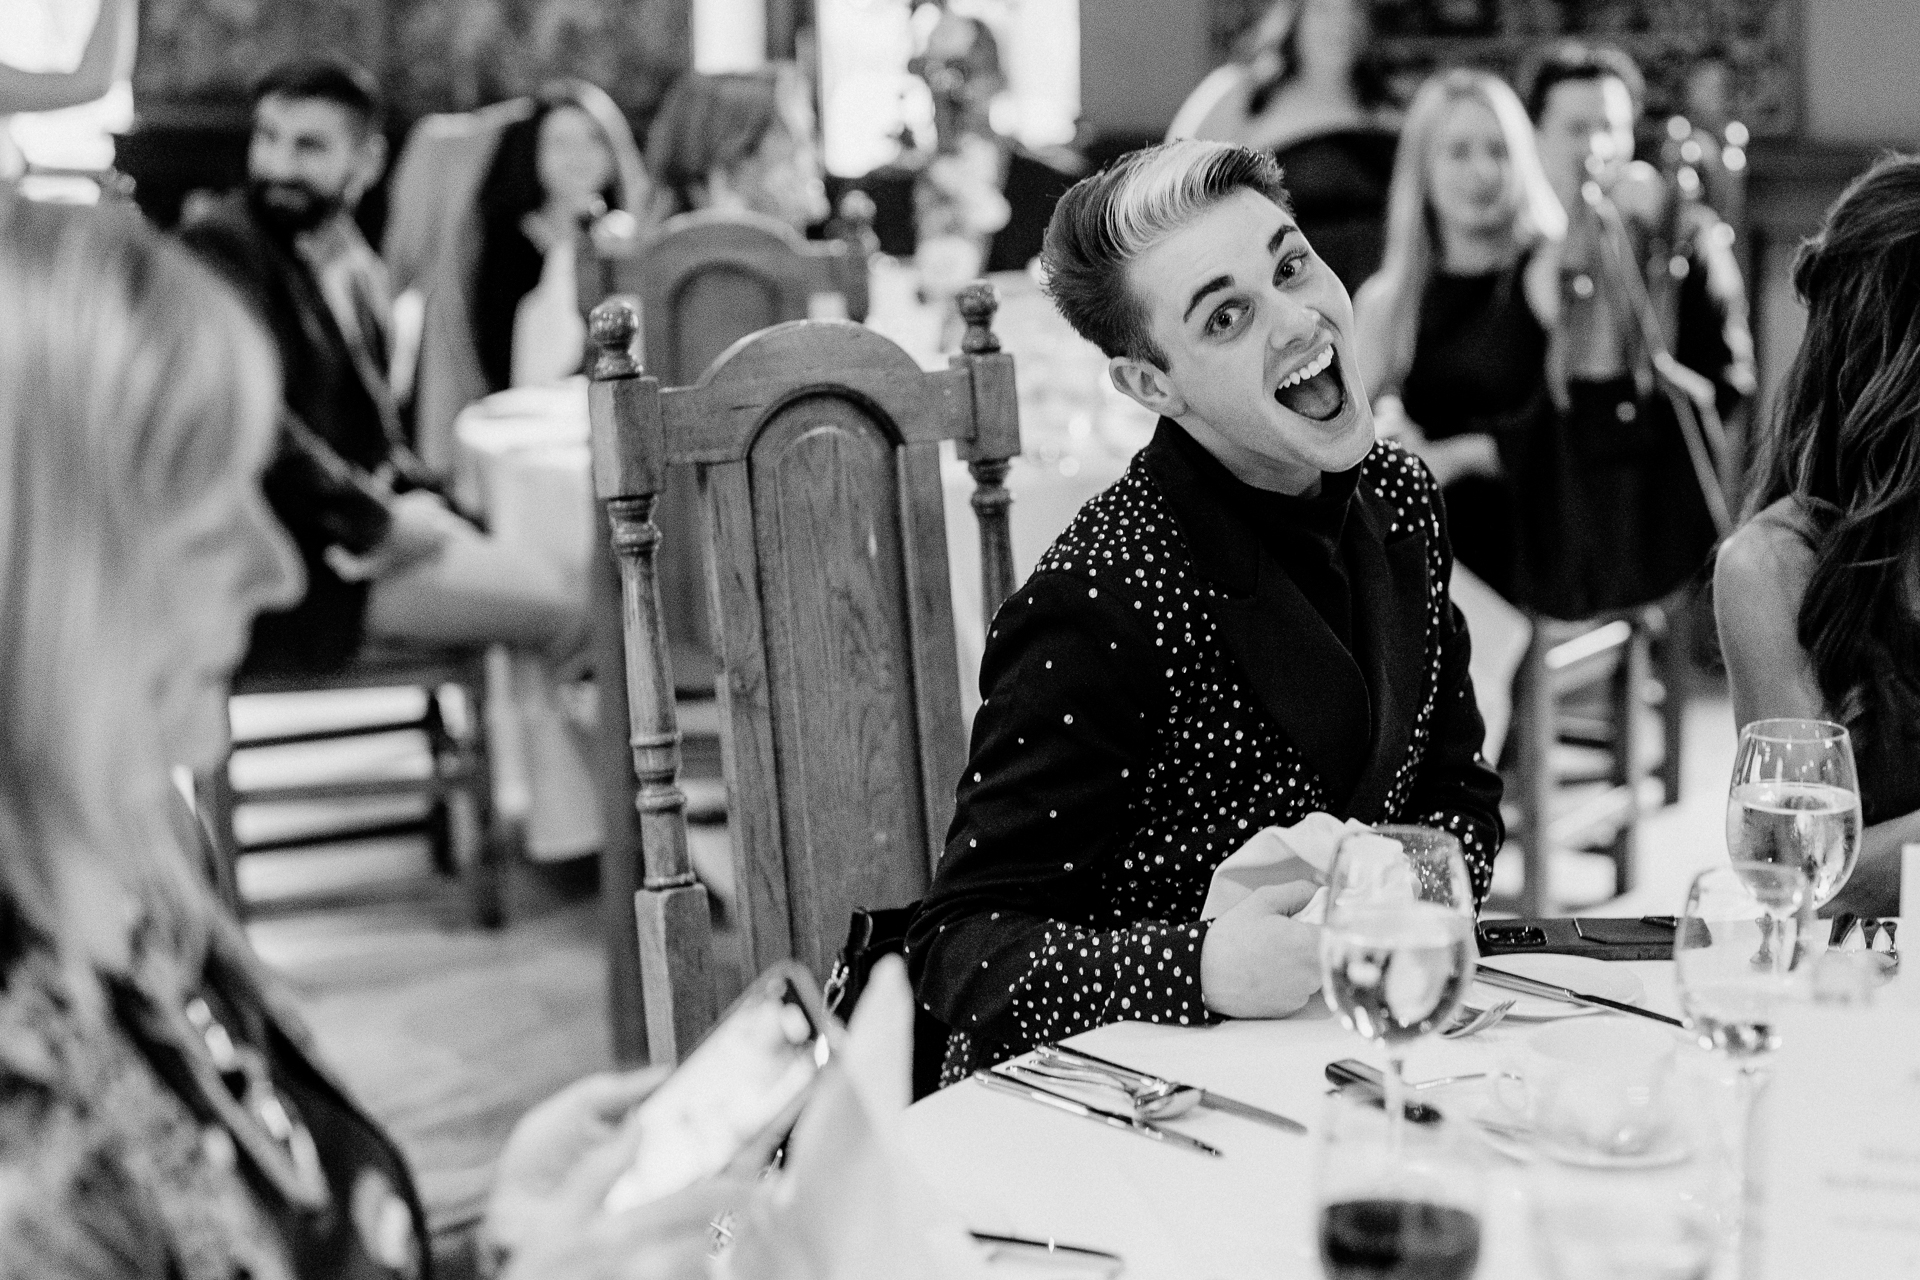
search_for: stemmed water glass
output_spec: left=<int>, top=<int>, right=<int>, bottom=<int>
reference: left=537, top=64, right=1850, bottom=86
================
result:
left=1725, top=718, right=1861, bottom=909
left=1320, top=825, right=1477, bottom=1152
left=1675, top=863, right=1811, bottom=1072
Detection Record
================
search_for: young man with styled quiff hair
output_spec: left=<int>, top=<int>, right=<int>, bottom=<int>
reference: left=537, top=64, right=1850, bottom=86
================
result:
left=909, top=140, right=1503, bottom=1082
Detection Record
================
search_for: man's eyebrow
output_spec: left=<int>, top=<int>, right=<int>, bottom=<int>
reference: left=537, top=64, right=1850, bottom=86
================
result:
left=1180, top=223, right=1305, bottom=323
left=1182, top=275, right=1233, bottom=323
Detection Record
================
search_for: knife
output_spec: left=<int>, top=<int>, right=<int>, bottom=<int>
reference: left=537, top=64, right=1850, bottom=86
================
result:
left=972, top=1070, right=1224, bottom=1156
left=1475, top=964, right=1685, bottom=1027
left=1036, top=1043, right=1307, bottom=1135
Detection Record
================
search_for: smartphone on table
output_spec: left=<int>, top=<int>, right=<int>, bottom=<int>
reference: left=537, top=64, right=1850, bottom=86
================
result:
left=601, top=961, right=837, bottom=1213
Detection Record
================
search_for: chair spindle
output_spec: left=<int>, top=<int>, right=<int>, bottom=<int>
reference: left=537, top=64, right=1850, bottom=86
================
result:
left=588, top=298, right=718, bottom=1062
left=953, top=281, right=1021, bottom=630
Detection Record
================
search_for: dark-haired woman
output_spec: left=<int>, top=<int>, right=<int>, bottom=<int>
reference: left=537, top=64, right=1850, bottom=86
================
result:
left=1716, top=154, right=1920, bottom=917
left=385, top=81, right=658, bottom=473
left=1166, top=0, right=1397, bottom=292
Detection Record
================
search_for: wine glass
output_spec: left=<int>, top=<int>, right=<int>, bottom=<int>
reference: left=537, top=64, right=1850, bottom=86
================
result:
left=1725, top=718, right=1861, bottom=908
left=1320, top=825, right=1477, bottom=1151
left=1316, top=1089, right=1484, bottom=1280
left=1675, top=864, right=1810, bottom=1071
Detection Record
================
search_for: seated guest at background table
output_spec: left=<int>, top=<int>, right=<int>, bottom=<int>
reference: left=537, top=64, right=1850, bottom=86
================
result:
left=1166, top=0, right=1398, bottom=293
left=1352, top=69, right=1565, bottom=603
left=1524, top=41, right=1755, bottom=427
left=0, top=193, right=740, bottom=1280
left=645, top=68, right=830, bottom=231
left=908, top=140, right=1503, bottom=1082
left=180, top=58, right=581, bottom=679
left=1715, top=155, right=1920, bottom=919
left=385, top=79, right=661, bottom=471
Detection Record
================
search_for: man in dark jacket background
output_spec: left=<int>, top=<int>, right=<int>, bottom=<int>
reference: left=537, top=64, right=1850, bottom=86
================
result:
left=180, top=58, right=578, bottom=677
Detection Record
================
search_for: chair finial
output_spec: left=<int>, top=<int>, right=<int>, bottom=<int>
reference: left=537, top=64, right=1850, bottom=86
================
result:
left=589, top=298, right=642, bottom=379
left=958, top=281, right=1000, bottom=355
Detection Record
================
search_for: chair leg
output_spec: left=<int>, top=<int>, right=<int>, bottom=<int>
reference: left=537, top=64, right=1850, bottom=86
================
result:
left=195, top=760, right=244, bottom=918
left=1605, top=621, right=1648, bottom=898
left=421, top=688, right=459, bottom=879
left=1512, top=628, right=1554, bottom=916
left=1653, top=605, right=1689, bottom=807
left=459, top=665, right=507, bottom=930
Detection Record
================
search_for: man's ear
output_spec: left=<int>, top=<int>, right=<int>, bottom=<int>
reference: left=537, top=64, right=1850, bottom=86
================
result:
left=350, top=132, right=388, bottom=203
left=1108, top=355, right=1187, bottom=419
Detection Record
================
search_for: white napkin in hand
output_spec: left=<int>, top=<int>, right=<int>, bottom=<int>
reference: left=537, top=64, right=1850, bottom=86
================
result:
left=1200, top=813, right=1386, bottom=924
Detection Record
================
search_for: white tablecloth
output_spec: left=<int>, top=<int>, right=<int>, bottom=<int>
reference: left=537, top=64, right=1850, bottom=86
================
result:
left=899, top=963, right=1746, bottom=1280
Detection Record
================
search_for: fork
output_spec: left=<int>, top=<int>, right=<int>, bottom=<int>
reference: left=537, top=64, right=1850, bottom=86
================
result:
left=1441, top=999, right=1514, bottom=1039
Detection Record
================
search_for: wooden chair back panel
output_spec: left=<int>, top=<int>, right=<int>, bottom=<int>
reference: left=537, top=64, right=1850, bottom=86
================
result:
left=588, top=287, right=1017, bottom=1059
left=738, top=397, right=940, bottom=977
left=663, top=268, right=789, bottom=388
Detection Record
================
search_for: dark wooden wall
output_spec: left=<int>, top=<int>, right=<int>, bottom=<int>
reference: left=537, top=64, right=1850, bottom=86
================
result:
left=135, top=0, right=690, bottom=126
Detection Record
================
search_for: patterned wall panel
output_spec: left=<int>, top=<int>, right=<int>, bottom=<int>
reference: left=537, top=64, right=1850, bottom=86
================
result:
left=1208, top=0, right=1802, bottom=137
left=134, top=0, right=688, bottom=126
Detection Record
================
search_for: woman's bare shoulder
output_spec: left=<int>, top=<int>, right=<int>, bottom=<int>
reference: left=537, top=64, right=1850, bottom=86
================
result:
left=1717, top=498, right=1816, bottom=591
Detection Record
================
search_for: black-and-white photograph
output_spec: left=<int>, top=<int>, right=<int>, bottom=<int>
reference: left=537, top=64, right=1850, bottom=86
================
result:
left=0, top=1, right=1914, bottom=1276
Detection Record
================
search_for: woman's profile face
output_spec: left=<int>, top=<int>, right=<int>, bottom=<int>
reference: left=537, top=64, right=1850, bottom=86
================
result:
left=149, top=459, right=304, bottom=770
left=729, top=119, right=830, bottom=231
left=537, top=105, right=616, bottom=218
left=1426, top=97, right=1518, bottom=241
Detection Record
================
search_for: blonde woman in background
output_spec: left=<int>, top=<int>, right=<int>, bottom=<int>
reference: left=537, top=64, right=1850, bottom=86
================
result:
left=1352, top=68, right=1565, bottom=604
left=0, top=193, right=738, bottom=1280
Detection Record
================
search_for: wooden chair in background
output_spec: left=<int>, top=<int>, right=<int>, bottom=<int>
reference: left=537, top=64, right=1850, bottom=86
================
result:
left=575, top=202, right=875, bottom=1062
left=1500, top=606, right=1684, bottom=916
left=195, top=644, right=507, bottom=928
left=587, top=283, right=1021, bottom=1062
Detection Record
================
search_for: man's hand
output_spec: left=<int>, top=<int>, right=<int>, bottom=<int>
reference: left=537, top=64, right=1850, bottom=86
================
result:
left=328, top=489, right=458, bottom=581
left=1200, top=883, right=1323, bottom=1019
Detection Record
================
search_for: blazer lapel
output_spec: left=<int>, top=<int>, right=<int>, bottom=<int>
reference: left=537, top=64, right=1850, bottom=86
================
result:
left=1142, top=422, right=1374, bottom=806
left=1343, top=486, right=1430, bottom=821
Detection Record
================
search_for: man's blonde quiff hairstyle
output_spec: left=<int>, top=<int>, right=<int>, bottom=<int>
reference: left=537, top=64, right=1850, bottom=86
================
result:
left=1042, top=139, right=1292, bottom=370
left=0, top=194, right=280, bottom=968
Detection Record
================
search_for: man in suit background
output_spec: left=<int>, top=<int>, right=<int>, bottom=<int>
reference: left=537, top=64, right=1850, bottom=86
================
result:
left=908, top=141, right=1503, bottom=1081
left=180, top=58, right=579, bottom=677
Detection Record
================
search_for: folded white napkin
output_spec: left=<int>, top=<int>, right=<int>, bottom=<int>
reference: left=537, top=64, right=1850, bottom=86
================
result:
left=1200, top=814, right=1409, bottom=924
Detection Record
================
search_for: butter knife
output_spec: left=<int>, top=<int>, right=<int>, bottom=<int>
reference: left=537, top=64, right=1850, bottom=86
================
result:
left=1036, top=1043, right=1307, bottom=1135
left=1475, top=964, right=1684, bottom=1027
left=972, top=1069, right=1223, bottom=1156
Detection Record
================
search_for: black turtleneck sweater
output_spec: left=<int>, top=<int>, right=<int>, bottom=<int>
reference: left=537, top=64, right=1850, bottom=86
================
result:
left=1162, top=421, right=1362, bottom=656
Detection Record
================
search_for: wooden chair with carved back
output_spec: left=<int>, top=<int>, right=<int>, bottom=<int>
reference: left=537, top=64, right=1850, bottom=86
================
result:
left=572, top=202, right=874, bottom=1062
left=586, top=283, right=1020, bottom=1062
left=580, top=206, right=872, bottom=695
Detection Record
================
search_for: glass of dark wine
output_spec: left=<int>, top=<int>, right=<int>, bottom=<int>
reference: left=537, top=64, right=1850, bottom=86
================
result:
left=1320, top=825, right=1477, bottom=1152
left=1316, top=1089, right=1483, bottom=1280
left=1725, top=718, right=1860, bottom=909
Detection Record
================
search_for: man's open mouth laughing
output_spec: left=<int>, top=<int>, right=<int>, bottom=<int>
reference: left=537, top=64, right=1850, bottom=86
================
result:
left=1272, top=345, right=1347, bottom=422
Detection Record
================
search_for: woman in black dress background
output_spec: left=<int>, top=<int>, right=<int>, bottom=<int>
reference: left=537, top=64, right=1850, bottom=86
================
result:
left=1353, top=69, right=1566, bottom=603
left=1167, top=0, right=1397, bottom=294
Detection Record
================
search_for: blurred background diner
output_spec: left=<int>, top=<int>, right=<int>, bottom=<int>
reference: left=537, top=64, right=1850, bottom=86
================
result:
left=2, top=0, right=1918, bottom=1273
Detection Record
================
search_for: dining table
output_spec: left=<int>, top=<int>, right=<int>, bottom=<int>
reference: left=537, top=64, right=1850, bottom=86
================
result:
left=898, top=959, right=1753, bottom=1280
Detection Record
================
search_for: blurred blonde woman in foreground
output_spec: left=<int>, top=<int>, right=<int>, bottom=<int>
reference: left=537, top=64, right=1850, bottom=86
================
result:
left=0, top=194, right=737, bottom=1280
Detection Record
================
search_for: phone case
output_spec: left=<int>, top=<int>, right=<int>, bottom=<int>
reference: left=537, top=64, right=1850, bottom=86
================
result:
left=1476, top=917, right=1676, bottom=962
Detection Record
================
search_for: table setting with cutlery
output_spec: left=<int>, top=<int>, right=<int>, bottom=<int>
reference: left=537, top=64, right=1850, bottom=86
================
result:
left=898, top=717, right=1920, bottom=1279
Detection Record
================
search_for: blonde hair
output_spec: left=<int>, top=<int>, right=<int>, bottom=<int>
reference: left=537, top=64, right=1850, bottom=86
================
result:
left=0, top=194, right=279, bottom=970
left=1357, top=69, right=1565, bottom=395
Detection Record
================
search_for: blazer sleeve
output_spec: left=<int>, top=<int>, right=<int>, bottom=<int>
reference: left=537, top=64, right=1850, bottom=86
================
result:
left=1404, top=476, right=1505, bottom=904
left=907, top=572, right=1215, bottom=1049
